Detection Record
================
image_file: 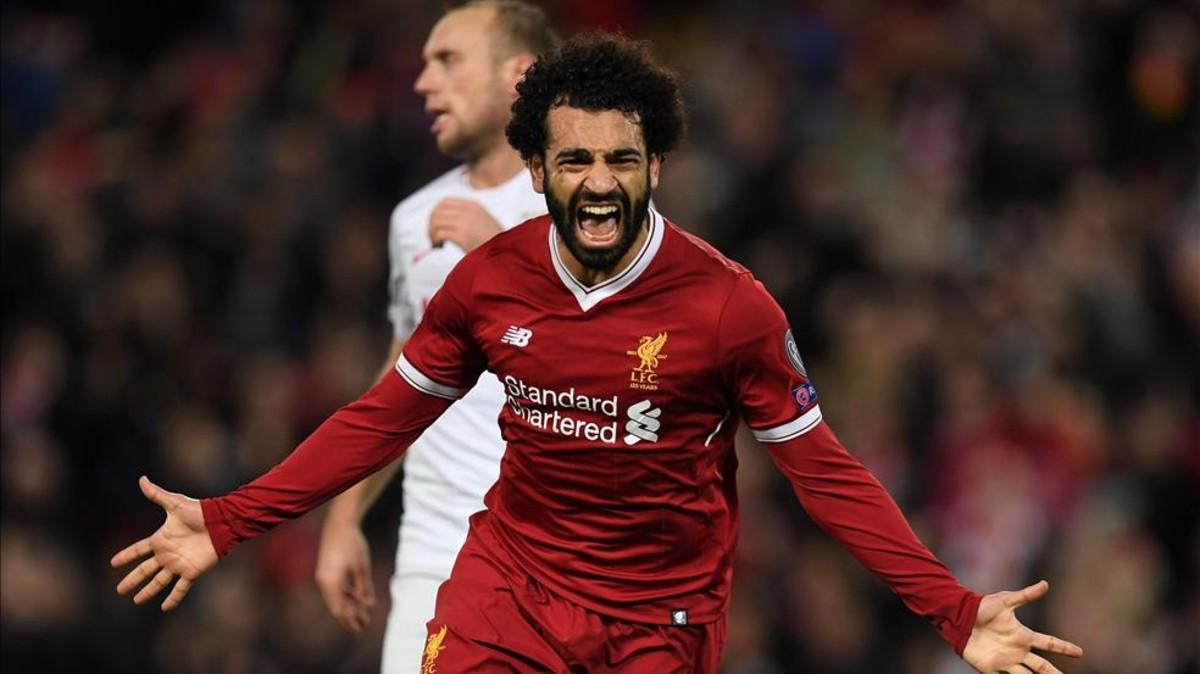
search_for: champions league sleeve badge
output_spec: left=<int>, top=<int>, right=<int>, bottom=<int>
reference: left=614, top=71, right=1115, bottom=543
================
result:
left=792, top=380, right=819, bottom=413
left=784, top=329, right=818, bottom=413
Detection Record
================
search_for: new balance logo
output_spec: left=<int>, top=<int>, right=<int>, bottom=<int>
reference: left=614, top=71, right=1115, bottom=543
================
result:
left=500, top=325, right=533, bottom=347
left=624, top=399, right=661, bottom=445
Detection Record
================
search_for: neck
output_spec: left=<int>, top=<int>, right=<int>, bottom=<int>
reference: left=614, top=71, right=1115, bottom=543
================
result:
left=465, top=140, right=526, bottom=189
left=555, top=212, right=652, bottom=287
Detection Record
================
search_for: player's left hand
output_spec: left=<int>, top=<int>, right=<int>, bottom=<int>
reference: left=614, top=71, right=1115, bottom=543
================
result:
left=962, top=580, right=1082, bottom=673
left=428, top=197, right=502, bottom=251
left=111, top=476, right=219, bottom=611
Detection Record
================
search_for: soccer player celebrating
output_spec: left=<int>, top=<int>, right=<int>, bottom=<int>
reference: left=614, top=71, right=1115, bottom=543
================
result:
left=113, top=34, right=1083, bottom=674
left=312, top=2, right=557, bottom=672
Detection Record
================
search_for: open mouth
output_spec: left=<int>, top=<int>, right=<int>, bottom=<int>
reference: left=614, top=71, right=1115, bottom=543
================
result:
left=575, top=203, right=622, bottom=246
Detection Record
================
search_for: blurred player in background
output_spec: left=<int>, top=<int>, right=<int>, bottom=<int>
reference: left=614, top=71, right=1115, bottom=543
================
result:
left=312, top=2, right=557, bottom=672
left=112, top=34, right=1083, bottom=674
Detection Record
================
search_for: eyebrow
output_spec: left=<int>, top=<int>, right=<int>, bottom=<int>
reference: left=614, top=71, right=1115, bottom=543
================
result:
left=553, top=147, right=643, bottom=162
left=607, top=148, right=642, bottom=160
left=424, top=48, right=457, bottom=63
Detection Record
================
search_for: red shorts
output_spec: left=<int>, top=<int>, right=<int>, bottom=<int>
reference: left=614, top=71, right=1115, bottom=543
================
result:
left=420, top=522, right=726, bottom=674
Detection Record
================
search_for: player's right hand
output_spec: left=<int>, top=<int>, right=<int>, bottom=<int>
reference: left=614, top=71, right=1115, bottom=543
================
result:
left=315, top=518, right=376, bottom=633
left=111, top=476, right=218, bottom=611
left=428, top=197, right=502, bottom=251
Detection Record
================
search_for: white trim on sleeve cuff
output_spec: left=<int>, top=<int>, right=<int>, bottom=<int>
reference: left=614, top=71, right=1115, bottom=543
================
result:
left=394, top=354, right=467, bottom=401
left=750, top=405, right=823, bottom=443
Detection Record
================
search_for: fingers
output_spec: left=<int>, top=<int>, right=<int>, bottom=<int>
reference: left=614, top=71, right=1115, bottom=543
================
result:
left=343, top=591, right=371, bottom=633
left=429, top=223, right=455, bottom=247
left=1022, top=652, right=1063, bottom=674
left=134, top=568, right=174, bottom=605
left=117, top=556, right=160, bottom=595
left=352, top=564, right=375, bottom=607
left=1004, top=579, right=1050, bottom=609
left=111, top=537, right=152, bottom=568
left=1030, top=631, right=1083, bottom=658
left=316, top=573, right=364, bottom=632
left=337, top=592, right=369, bottom=633
left=161, top=577, right=193, bottom=612
left=316, top=577, right=348, bottom=623
left=341, top=572, right=373, bottom=632
left=347, top=568, right=374, bottom=631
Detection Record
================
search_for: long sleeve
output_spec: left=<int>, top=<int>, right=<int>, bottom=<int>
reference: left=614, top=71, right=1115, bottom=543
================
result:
left=200, top=369, right=453, bottom=557
left=766, top=420, right=982, bottom=655
left=716, top=273, right=980, bottom=654
left=202, top=243, right=490, bottom=558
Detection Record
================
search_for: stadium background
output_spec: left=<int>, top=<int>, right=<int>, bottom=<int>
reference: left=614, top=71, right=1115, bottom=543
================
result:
left=2, top=1, right=1197, bottom=672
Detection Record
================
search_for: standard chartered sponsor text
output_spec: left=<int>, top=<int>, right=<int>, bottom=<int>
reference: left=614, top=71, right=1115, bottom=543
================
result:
left=504, top=375, right=620, bottom=442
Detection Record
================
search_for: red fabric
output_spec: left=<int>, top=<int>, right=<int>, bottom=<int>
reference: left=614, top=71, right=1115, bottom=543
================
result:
left=200, top=370, right=452, bottom=557
left=767, top=421, right=982, bottom=655
left=422, top=515, right=726, bottom=674
left=201, top=214, right=980, bottom=655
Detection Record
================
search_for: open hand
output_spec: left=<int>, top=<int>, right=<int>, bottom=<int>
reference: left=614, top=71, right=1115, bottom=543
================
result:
left=111, top=476, right=218, bottom=611
left=963, top=580, right=1083, bottom=673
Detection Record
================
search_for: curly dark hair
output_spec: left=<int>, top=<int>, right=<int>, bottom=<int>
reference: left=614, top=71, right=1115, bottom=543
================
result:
left=506, top=32, right=686, bottom=161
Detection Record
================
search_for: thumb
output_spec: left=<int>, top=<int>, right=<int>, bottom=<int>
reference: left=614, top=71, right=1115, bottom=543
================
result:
left=139, top=475, right=174, bottom=510
left=1006, top=579, right=1050, bottom=609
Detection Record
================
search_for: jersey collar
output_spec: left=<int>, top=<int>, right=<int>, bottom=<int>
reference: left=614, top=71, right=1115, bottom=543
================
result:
left=548, top=208, right=664, bottom=312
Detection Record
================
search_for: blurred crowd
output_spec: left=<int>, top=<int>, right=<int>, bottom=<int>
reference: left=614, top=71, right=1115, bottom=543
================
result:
left=2, top=1, right=1197, bottom=673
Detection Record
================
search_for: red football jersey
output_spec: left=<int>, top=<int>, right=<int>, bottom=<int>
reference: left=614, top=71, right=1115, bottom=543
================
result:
left=204, top=210, right=980, bottom=654
left=398, top=211, right=976, bottom=637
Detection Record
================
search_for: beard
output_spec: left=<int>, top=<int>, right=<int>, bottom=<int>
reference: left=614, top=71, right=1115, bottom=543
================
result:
left=545, top=172, right=652, bottom=272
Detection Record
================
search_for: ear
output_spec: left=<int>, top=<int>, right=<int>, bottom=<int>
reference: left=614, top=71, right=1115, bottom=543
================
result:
left=504, top=53, right=536, bottom=94
left=649, top=154, right=662, bottom=190
left=529, top=154, right=545, bottom=194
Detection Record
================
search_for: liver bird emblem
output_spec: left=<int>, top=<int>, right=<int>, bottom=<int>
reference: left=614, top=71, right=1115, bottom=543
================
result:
left=628, top=332, right=669, bottom=372
left=422, top=625, right=448, bottom=674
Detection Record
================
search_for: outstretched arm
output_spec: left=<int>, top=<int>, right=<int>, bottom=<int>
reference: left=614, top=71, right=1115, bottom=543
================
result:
left=765, top=421, right=1081, bottom=671
left=201, top=367, right=454, bottom=556
left=112, top=368, right=454, bottom=609
left=764, top=420, right=981, bottom=653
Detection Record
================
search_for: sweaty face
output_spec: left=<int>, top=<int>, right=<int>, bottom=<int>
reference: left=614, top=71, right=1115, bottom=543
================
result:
left=413, top=8, right=514, bottom=159
left=533, top=107, right=660, bottom=272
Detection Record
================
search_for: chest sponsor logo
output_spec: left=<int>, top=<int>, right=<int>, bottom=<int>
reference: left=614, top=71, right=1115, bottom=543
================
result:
left=501, top=325, right=533, bottom=347
left=504, top=375, right=664, bottom=445
left=627, top=332, right=668, bottom=391
left=623, top=399, right=661, bottom=445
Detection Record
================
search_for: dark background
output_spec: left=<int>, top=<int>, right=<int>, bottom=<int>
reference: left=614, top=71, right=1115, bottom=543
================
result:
left=2, top=1, right=1197, bottom=672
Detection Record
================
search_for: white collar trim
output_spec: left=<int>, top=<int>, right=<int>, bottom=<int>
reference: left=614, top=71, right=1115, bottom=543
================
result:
left=548, top=208, right=664, bottom=312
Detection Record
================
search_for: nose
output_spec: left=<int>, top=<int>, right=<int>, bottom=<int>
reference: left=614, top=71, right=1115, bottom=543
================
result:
left=582, top=163, right=618, bottom=194
left=414, top=63, right=435, bottom=96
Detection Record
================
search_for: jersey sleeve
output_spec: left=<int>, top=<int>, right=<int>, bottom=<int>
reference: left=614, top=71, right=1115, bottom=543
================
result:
left=200, top=369, right=453, bottom=557
left=717, top=275, right=822, bottom=439
left=200, top=252, right=491, bottom=557
left=386, top=204, right=418, bottom=340
left=394, top=248, right=488, bottom=398
left=717, top=276, right=981, bottom=655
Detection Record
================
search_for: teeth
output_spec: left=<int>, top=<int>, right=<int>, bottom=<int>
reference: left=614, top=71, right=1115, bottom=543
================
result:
left=580, top=205, right=618, bottom=216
